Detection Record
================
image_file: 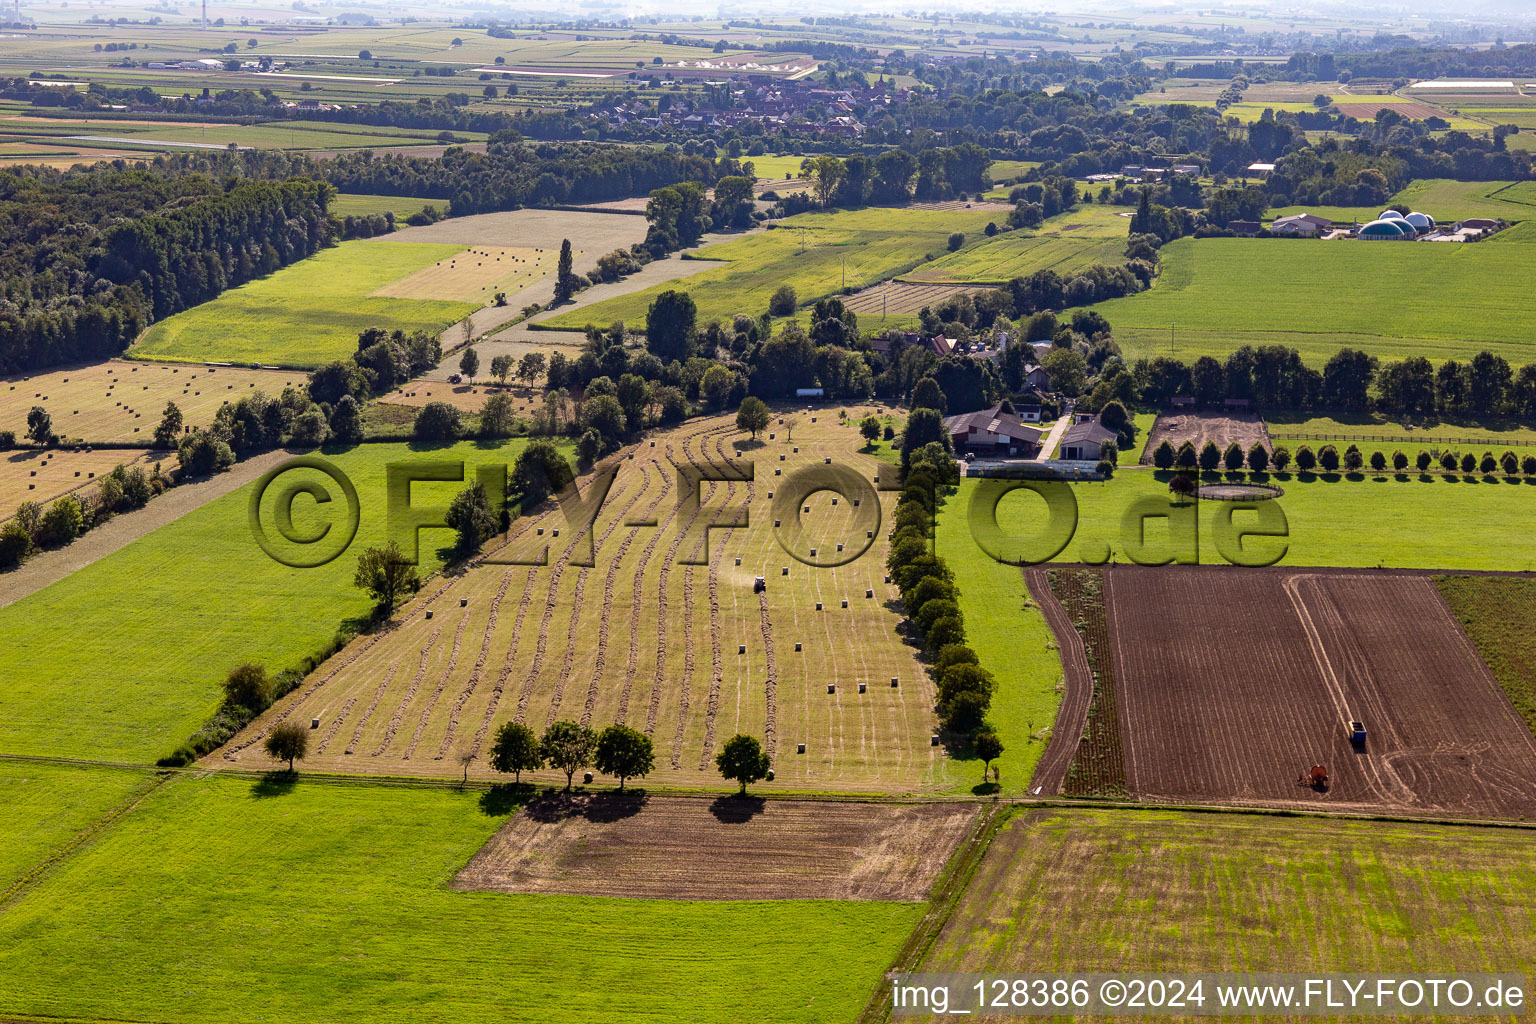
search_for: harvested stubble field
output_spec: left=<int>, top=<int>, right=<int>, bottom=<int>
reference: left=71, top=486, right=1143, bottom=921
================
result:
left=1101, top=566, right=1536, bottom=819
left=0, top=447, right=154, bottom=520
left=914, top=807, right=1536, bottom=1013
left=219, top=410, right=965, bottom=793
left=371, top=245, right=557, bottom=303
left=384, top=207, right=649, bottom=252
left=838, top=281, right=987, bottom=323
left=1140, top=410, right=1272, bottom=465
left=379, top=381, right=543, bottom=416
left=1, top=359, right=307, bottom=444
left=453, top=794, right=976, bottom=900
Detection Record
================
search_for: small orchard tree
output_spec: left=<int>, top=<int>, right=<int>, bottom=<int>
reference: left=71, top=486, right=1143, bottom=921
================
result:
left=264, top=722, right=308, bottom=772
left=594, top=724, right=655, bottom=790
left=1460, top=452, right=1477, bottom=474
left=736, top=396, right=770, bottom=439
left=490, top=354, right=513, bottom=385
left=1441, top=451, right=1459, bottom=472
left=541, top=719, right=597, bottom=791
left=353, top=541, right=422, bottom=614
left=488, top=721, right=542, bottom=782
left=26, top=405, right=51, bottom=445
left=459, top=346, right=480, bottom=382
left=715, top=733, right=771, bottom=795
left=860, top=415, right=881, bottom=445
left=974, top=730, right=1004, bottom=782
left=153, top=401, right=184, bottom=448
left=1153, top=440, right=1175, bottom=469
left=1523, top=454, right=1536, bottom=476
left=1318, top=445, right=1340, bottom=472
left=1481, top=452, right=1498, bottom=475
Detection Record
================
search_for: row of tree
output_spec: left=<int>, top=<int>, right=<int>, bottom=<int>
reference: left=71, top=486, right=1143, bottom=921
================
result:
left=1155, top=437, right=1536, bottom=477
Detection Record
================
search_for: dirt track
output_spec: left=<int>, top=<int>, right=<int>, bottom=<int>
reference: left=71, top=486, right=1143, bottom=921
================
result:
left=452, top=795, right=977, bottom=901
left=1023, top=568, right=1092, bottom=796
left=1105, top=566, right=1536, bottom=819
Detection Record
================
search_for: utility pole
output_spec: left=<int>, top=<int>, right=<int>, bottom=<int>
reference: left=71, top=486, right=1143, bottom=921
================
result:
left=202, top=0, right=207, bottom=30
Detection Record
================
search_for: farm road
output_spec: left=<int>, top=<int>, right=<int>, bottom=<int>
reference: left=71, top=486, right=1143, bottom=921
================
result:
left=1023, top=568, right=1093, bottom=795
left=0, top=447, right=294, bottom=610
left=1033, top=413, right=1072, bottom=461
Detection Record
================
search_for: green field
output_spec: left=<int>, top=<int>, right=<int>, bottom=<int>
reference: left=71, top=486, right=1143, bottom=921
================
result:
left=940, top=469, right=1536, bottom=572
left=539, top=206, right=1000, bottom=331
left=0, top=439, right=536, bottom=764
left=1092, top=237, right=1536, bottom=366
left=917, top=809, right=1536, bottom=983
left=902, top=206, right=1129, bottom=284
left=331, top=193, right=435, bottom=220
left=1438, top=576, right=1536, bottom=738
left=131, top=240, right=478, bottom=367
left=0, top=761, right=152, bottom=892
left=1391, top=179, right=1536, bottom=221
left=0, top=772, right=919, bottom=1024
left=744, top=154, right=811, bottom=180
left=1265, top=411, right=1536, bottom=463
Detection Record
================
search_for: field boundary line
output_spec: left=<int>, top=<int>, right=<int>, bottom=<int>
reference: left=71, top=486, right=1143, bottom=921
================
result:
left=0, top=773, right=170, bottom=915
left=855, top=803, right=1009, bottom=1024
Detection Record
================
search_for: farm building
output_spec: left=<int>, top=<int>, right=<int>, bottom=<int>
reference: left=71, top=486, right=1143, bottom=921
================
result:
left=1025, top=365, right=1051, bottom=391
left=1058, top=416, right=1117, bottom=461
left=1245, top=162, right=1275, bottom=177
left=943, top=405, right=1044, bottom=458
left=1270, top=213, right=1332, bottom=237
left=1359, top=218, right=1415, bottom=240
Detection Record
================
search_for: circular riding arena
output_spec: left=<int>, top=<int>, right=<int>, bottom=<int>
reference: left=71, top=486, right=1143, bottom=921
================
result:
left=1195, top=482, right=1283, bottom=501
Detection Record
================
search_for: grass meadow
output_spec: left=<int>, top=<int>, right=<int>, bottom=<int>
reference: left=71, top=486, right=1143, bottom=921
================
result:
left=902, top=206, right=1129, bottom=285
left=0, top=761, right=152, bottom=893
left=915, top=808, right=1536, bottom=987
left=538, top=206, right=1001, bottom=331
left=939, top=468, right=1536, bottom=572
left=0, top=439, right=536, bottom=764
left=0, top=773, right=920, bottom=1024
left=131, top=241, right=479, bottom=368
left=331, top=192, right=435, bottom=220
left=1437, top=576, right=1536, bottom=738
left=1092, top=236, right=1536, bottom=366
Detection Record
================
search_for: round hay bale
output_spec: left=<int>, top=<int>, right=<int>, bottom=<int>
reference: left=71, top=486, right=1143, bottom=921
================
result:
left=425, top=610, right=434, bottom=619
left=766, top=768, right=775, bottom=782
left=583, top=772, right=593, bottom=785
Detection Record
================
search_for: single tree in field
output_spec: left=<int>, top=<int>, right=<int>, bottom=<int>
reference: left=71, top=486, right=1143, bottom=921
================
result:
left=541, top=720, right=597, bottom=792
left=554, top=239, right=577, bottom=303
left=768, top=284, right=797, bottom=317
left=459, top=345, right=480, bottom=382
left=489, top=721, right=542, bottom=782
left=736, top=396, right=770, bottom=439
left=1168, top=472, right=1196, bottom=498
left=353, top=541, right=422, bottom=614
left=224, top=663, right=271, bottom=711
left=457, top=751, right=476, bottom=789
left=445, top=481, right=497, bottom=554
left=517, top=352, right=546, bottom=389
left=153, top=401, right=184, bottom=449
left=490, top=354, right=513, bottom=386
left=26, top=406, right=51, bottom=445
left=974, top=730, right=1004, bottom=782
left=264, top=722, right=308, bottom=772
left=860, top=415, right=881, bottom=446
left=715, top=733, right=771, bottom=795
left=594, top=724, right=655, bottom=790
left=782, top=416, right=799, bottom=442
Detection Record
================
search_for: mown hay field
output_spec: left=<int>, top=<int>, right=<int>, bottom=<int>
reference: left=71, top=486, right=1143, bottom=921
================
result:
left=0, top=772, right=920, bottom=1024
left=0, top=447, right=155, bottom=520
left=371, top=245, right=557, bottom=302
left=539, top=206, right=1001, bottom=331
left=1, top=360, right=308, bottom=444
left=1092, top=237, right=1536, bottom=366
left=130, top=241, right=480, bottom=368
left=909, top=808, right=1536, bottom=1021
left=901, top=222, right=1127, bottom=285
left=220, top=411, right=968, bottom=794
left=0, top=439, right=543, bottom=764
left=0, top=760, right=152, bottom=893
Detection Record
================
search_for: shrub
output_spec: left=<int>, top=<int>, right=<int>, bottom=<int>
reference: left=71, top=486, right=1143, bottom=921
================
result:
left=0, top=429, right=15, bottom=450
left=1416, top=450, right=1432, bottom=472
left=0, top=520, right=31, bottom=568
left=223, top=663, right=271, bottom=710
left=1392, top=450, right=1409, bottom=471
left=1369, top=450, right=1387, bottom=472
left=947, top=231, right=965, bottom=251
left=1295, top=445, right=1316, bottom=472
left=1441, top=451, right=1458, bottom=472
left=37, top=494, right=84, bottom=546
left=1095, top=459, right=1114, bottom=477
left=1523, top=454, right=1536, bottom=476
left=1318, top=445, right=1339, bottom=472
left=1480, top=452, right=1498, bottom=475
left=1271, top=445, right=1290, bottom=471
left=767, top=284, right=797, bottom=316
left=1460, top=452, right=1477, bottom=473
left=413, top=401, right=462, bottom=442
left=1342, top=444, right=1363, bottom=472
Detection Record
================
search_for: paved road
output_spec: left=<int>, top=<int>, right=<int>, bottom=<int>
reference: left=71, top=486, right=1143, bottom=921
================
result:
left=1032, top=413, right=1073, bottom=461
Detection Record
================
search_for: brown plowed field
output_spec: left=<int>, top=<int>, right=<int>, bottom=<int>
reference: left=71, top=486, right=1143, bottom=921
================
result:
left=451, top=795, right=977, bottom=901
left=1105, top=567, right=1536, bottom=819
left=1140, top=410, right=1271, bottom=464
